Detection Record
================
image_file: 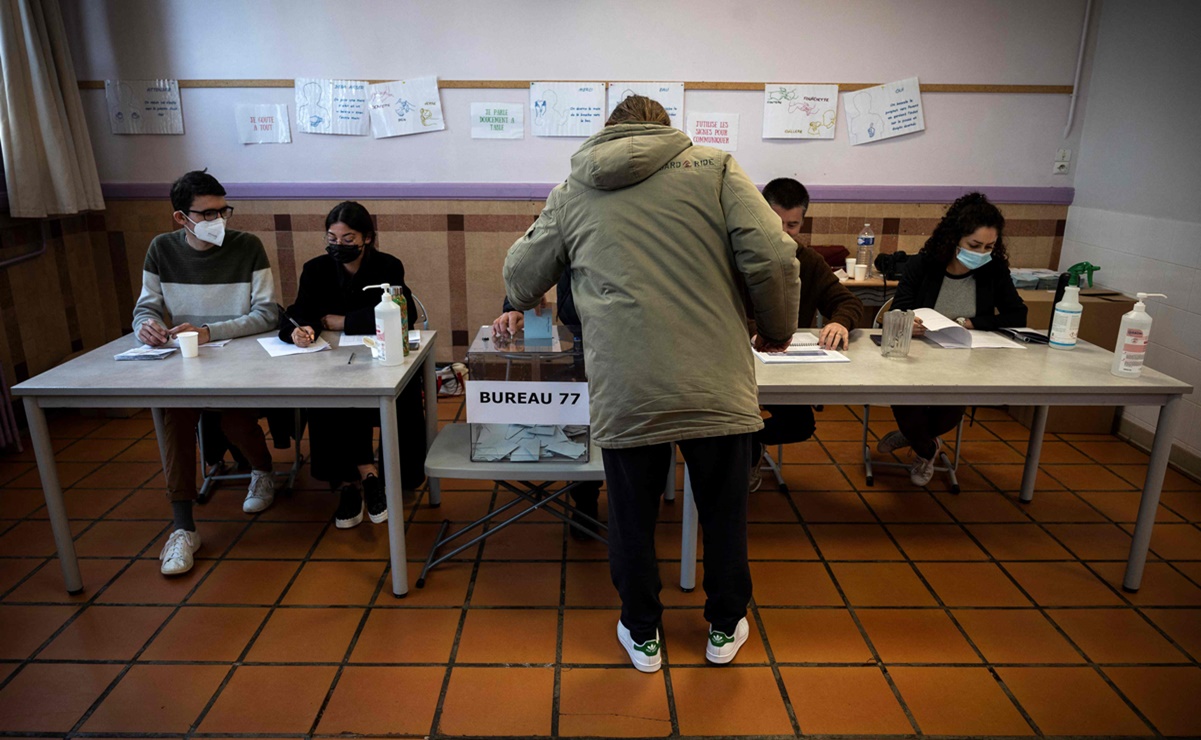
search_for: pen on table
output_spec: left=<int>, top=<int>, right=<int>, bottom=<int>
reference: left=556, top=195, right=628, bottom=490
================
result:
left=347, top=352, right=355, bottom=365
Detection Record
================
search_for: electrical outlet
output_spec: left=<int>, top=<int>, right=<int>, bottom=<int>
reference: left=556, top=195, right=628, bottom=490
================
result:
left=1053, top=161, right=1070, bottom=175
left=1056, top=148, right=1072, bottom=163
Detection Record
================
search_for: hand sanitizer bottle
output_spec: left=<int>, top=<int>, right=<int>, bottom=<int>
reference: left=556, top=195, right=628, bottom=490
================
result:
left=363, top=283, right=404, bottom=366
left=1049, top=280, right=1083, bottom=350
left=1111, top=293, right=1167, bottom=377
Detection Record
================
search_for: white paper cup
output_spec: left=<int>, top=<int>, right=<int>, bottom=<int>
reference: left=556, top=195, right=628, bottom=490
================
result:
left=854, top=263, right=868, bottom=281
left=177, top=331, right=199, bottom=358
left=845, top=258, right=857, bottom=275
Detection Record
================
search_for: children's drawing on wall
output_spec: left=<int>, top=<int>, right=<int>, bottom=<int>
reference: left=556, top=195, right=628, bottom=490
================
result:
left=762, top=84, right=838, bottom=140
left=605, top=82, right=685, bottom=130
left=235, top=104, right=292, bottom=145
left=531, top=82, right=605, bottom=137
left=105, top=79, right=183, bottom=135
left=367, top=76, right=445, bottom=138
left=843, top=77, right=924, bottom=146
left=295, top=78, right=369, bottom=136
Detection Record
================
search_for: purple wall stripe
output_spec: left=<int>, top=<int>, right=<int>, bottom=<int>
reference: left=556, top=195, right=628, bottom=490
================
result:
left=92, top=183, right=1076, bottom=205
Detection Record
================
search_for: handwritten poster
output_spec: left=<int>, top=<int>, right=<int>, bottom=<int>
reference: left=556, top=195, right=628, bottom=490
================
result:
left=530, top=82, right=605, bottom=137
left=763, top=84, right=839, bottom=139
left=686, top=112, right=739, bottom=152
left=606, top=82, right=685, bottom=130
left=368, top=76, right=445, bottom=138
left=235, top=104, right=292, bottom=144
left=105, top=79, right=183, bottom=135
left=294, top=78, right=369, bottom=136
left=844, top=76, right=925, bottom=146
left=471, top=102, right=524, bottom=139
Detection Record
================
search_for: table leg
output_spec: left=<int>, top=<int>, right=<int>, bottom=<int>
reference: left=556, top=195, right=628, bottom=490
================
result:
left=24, top=398, right=82, bottom=594
left=1123, top=397, right=1183, bottom=592
left=380, top=394, right=409, bottom=597
left=422, top=346, right=441, bottom=507
left=679, top=463, right=698, bottom=592
left=1019, top=405, right=1049, bottom=503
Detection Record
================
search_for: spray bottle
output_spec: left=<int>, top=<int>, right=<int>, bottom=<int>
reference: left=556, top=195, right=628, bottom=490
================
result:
left=1111, top=293, right=1167, bottom=377
left=1049, top=274, right=1083, bottom=350
left=363, top=284, right=404, bottom=367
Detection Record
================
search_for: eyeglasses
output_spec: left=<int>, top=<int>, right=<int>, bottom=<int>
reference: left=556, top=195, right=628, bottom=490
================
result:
left=186, top=206, right=235, bottom=221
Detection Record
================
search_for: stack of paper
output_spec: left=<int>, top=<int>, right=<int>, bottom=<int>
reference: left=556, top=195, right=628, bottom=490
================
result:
left=472, top=423, right=589, bottom=462
left=257, top=336, right=332, bottom=357
left=914, top=309, right=1025, bottom=349
left=753, top=334, right=848, bottom=364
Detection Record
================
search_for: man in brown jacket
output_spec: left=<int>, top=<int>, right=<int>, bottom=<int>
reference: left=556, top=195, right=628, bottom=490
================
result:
left=504, top=97, right=800, bottom=672
left=752, top=178, right=864, bottom=490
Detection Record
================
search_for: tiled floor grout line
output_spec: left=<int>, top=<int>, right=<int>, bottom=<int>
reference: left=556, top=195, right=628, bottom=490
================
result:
left=746, top=598, right=803, bottom=736
left=549, top=502, right=569, bottom=737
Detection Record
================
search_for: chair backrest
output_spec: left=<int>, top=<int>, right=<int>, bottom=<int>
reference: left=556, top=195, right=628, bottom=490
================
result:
left=872, top=297, right=896, bottom=328
left=409, top=292, right=430, bottom=330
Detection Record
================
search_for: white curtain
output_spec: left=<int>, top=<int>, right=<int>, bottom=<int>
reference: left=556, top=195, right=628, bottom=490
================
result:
left=0, top=0, right=103, bottom=217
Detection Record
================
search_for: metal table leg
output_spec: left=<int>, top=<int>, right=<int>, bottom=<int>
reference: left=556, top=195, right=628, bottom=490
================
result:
left=679, top=464, right=698, bottom=592
left=1123, top=397, right=1182, bottom=591
left=380, top=393, right=409, bottom=597
left=1020, top=405, right=1049, bottom=503
left=24, top=398, right=81, bottom=594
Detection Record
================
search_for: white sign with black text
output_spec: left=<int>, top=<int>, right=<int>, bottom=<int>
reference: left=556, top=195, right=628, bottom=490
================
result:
left=466, top=381, right=590, bottom=425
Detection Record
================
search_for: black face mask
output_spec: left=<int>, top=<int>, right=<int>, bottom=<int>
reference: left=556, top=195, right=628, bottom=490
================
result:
left=326, top=243, right=363, bottom=263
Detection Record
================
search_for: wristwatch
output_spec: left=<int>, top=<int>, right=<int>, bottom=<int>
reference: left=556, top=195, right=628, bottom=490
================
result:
left=955, top=317, right=968, bottom=327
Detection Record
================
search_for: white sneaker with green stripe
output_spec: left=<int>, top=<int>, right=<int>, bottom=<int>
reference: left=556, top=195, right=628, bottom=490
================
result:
left=706, top=616, right=750, bottom=664
left=617, top=620, right=661, bottom=673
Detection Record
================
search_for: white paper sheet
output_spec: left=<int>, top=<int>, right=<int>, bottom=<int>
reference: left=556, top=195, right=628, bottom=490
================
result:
left=530, top=82, right=605, bottom=137
left=368, top=76, right=445, bottom=138
left=763, top=84, right=839, bottom=139
left=606, top=82, right=685, bottom=130
left=686, top=112, right=739, bottom=151
left=257, top=336, right=332, bottom=357
left=913, top=308, right=1025, bottom=349
left=471, top=102, right=524, bottom=139
left=754, top=347, right=849, bottom=364
left=844, top=76, right=924, bottom=146
left=295, top=78, right=370, bottom=136
left=235, top=104, right=291, bottom=144
left=105, top=79, right=183, bottom=135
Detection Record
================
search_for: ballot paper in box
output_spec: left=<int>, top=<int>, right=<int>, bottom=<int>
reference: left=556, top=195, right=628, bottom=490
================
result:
left=464, top=326, right=590, bottom=462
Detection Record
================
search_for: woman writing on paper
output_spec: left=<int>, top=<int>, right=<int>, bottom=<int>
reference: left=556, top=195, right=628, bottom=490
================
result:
left=882, top=192, right=1027, bottom=486
left=279, top=201, right=426, bottom=527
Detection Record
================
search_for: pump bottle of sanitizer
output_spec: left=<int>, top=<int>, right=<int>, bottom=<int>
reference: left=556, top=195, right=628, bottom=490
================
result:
left=1111, top=293, right=1167, bottom=378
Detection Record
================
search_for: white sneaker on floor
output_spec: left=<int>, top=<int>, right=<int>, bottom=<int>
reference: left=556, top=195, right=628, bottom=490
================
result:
left=909, top=439, right=941, bottom=486
left=160, top=528, right=201, bottom=575
left=244, top=469, right=276, bottom=513
left=706, top=616, right=750, bottom=664
left=617, top=620, right=662, bottom=673
left=876, top=430, right=910, bottom=455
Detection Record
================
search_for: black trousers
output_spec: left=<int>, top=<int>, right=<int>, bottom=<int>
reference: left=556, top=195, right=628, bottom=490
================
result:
left=755, top=405, right=817, bottom=447
left=602, top=432, right=753, bottom=642
left=891, top=405, right=964, bottom=459
left=308, top=379, right=427, bottom=490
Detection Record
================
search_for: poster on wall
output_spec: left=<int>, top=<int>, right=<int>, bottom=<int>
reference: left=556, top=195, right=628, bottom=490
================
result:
left=529, top=82, right=605, bottom=137
left=235, top=104, right=292, bottom=144
left=762, top=84, right=839, bottom=139
left=104, top=79, right=183, bottom=134
left=294, top=78, right=370, bottom=136
left=843, top=76, right=924, bottom=145
left=606, top=82, right=685, bottom=130
left=471, top=102, right=524, bottom=139
left=368, top=76, right=446, bottom=138
left=686, top=112, right=739, bottom=152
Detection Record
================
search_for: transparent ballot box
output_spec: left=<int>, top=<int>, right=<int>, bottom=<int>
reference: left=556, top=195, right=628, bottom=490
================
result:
left=465, top=326, right=590, bottom=463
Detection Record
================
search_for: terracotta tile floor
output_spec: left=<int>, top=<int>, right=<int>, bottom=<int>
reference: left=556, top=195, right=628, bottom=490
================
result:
left=0, top=399, right=1199, bottom=737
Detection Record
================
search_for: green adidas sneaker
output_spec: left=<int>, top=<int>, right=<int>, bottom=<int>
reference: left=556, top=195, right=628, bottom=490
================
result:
left=706, top=616, right=749, bottom=664
left=617, top=620, right=662, bottom=673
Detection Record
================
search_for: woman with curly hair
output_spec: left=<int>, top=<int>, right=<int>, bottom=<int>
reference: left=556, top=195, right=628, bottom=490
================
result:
left=878, top=192, right=1027, bottom=485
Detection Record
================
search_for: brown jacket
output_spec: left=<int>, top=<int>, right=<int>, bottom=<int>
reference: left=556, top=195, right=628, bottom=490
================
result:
left=796, top=246, right=864, bottom=329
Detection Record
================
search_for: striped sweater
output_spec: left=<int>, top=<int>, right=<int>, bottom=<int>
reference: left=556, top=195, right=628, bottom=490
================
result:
left=132, top=229, right=278, bottom=341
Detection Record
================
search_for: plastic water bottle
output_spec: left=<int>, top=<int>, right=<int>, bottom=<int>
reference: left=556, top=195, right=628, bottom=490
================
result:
left=856, top=224, right=876, bottom=277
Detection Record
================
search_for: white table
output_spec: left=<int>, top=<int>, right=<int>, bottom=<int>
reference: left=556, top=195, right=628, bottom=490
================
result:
left=676, top=332, right=1192, bottom=593
left=11, top=330, right=439, bottom=598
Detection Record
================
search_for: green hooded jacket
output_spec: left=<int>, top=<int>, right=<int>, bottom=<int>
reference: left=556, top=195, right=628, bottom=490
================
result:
left=503, top=123, right=801, bottom=448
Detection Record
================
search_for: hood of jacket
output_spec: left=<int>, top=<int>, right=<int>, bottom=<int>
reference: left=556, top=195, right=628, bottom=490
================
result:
left=569, top=123, right=693, bottom=191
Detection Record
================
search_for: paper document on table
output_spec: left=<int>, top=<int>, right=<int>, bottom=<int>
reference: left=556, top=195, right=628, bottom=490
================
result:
left=914, top=309, right=1025, bottom=349
left=339, top=332, right=370, bottom=348
left=115, top=347, right=176, bottom=361
left=792, top=332, right=819, bottom=346
left=257, top=336, right=331, bottom=357
left=754, top=347, right=849, bottom=364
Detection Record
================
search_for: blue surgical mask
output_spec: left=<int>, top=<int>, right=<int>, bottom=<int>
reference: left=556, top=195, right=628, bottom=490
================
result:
left=957, top=247, right=992, bottom=271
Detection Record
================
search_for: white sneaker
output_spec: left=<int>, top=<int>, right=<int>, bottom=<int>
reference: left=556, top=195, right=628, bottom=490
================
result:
left=909, top=439, right=941, bottom=486
left=160, top=528, right=201, bottom=575
left=876, top=430, right=910, bottom=455
left=706, top=616, right=750, bottom=664
left=617, top=620, right=662, bottom=673
left=244, top=469, right=276, bottom=513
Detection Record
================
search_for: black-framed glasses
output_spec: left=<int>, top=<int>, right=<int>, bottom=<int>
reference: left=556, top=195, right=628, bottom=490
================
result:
left=187, top=205, right=235, bottom=221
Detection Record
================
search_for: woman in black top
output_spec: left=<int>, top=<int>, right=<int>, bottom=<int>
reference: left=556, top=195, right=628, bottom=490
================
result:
left=281, top=201, right=426, bottom=527
left=881, top=192, right=1027, bottom=486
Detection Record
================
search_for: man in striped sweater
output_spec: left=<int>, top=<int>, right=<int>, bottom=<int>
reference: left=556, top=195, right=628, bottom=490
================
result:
left=133, top=170, right=279, bottom=576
